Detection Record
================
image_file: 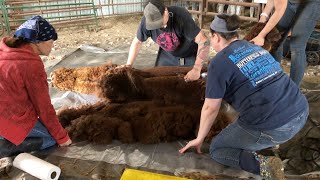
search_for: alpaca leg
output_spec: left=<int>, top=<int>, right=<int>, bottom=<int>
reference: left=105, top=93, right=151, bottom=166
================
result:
left=236, top=0, right=244, bottom=16
left=211, top=3, right=217, bottom=12
left=250, top=6, right=255, bottom=18
left=228, top=5, right=236, bottom=15
left=217, top=4, right=225, bottom=13
left=227, top=0, right=236, bottom=15
left=236, top=6, right=242, bottom=15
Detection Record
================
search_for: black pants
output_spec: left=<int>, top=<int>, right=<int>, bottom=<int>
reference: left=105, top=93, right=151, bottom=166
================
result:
left=155, top=47, right=196, bottom=67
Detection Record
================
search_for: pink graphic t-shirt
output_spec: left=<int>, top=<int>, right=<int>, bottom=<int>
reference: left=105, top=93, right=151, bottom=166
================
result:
left=156, top=32, right=180, bottom=52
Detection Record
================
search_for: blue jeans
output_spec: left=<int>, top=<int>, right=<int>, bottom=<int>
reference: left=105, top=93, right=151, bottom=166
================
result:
left=272, top=0, right=320, bottom=86
left=0, top=120, right=56, bottom=151
left=27, top=120, right=57, bottom=150
left=209, top=108, right=309, bottom=174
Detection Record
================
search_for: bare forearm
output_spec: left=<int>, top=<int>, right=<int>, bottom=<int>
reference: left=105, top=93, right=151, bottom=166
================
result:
left=178, top=99, right=222, bottom=154
left=259, top=0, right=275, bottom=23
left=197, top=105, right=219, bottom=141
left=127, top=37, right=142, bottom=66
left=194, top=31, right=210, bottom=70
left=258, top=0, right=287, bottom=38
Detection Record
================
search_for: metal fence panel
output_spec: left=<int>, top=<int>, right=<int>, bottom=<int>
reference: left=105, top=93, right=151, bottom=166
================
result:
left=0, top=0, right=98, bottom=34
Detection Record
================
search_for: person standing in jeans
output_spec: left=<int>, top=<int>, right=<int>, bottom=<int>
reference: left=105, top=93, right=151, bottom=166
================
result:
left=251, top=0, right=320, bottom=86
left=179, top=14, right=309, bottom=179
left=0, top=16, right=72, bottom=171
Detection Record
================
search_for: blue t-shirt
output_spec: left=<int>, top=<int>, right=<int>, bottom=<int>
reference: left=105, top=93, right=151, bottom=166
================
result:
left=136, top=6, right=200, bottom=58
left=206, top=40, right=308, bottom=130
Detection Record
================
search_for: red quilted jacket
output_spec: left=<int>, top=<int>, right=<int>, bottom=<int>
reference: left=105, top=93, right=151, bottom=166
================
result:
left=0, top=37, right=69, bottom=145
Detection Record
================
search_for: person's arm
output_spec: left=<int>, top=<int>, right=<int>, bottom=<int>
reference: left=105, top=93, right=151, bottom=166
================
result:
left=184, top=30, right=210, bottom=82
left=251, top=0, right=287, bottom=46
left=259, top=0, right=274, bottom=23
left=196, top=98, right=222, bottom=140
left=179, top=98, right=222, bottom=154
left=59, top=138, right=72, bottom=146
left=126, top=37, right=143, bottom=66
left=25, top=62, right=71, bottom=146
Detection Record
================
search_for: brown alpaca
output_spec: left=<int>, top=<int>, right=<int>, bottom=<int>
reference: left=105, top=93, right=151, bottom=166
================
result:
left=58, top=101, right=232, bottom=144
left=243, top=22, right=283, bottom=52
left=99, top=67, right=206, bottom=104
left=52, top=66, right=206, bottom=103
left=53, top=65, right=234, bottom=144
left=51, top=65, right=195, bottom=96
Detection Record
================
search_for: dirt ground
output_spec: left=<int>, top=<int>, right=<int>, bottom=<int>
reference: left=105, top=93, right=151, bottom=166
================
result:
left=55, top=15, right=142, bottom=49
left=50, top=14, right=319, bottom=84
left=49, top=15, right=157, bottom=63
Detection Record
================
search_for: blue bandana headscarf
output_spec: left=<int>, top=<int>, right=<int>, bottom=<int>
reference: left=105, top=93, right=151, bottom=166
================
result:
left=14, top=15, right=58, bottom=43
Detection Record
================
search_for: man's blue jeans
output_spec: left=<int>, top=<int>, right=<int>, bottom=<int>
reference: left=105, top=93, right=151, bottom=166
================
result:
left=272, top=0, right=320, bottom=86
left=209, top=108, right=309, bottom=174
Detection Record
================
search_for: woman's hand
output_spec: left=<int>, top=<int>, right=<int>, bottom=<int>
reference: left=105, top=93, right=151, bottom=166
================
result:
left=184, top=67, right=201, bottom=82
left=250, top=35, right=265, bottom=47
left=116, top=64, right=132, bottom=69
left=179, top=138, right=204, bottom=154
left=59, top=138, right=72, bottom=147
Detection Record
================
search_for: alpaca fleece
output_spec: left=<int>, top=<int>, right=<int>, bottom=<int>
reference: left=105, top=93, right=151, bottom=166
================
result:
left=99, top=67, right=205, bottom=103
left=58, top=101, right=232, bottom=144
left=243, top=22, right=282, bottom=52
left=54, top=65, right=233, bottom=144
left=51, top=63, right=116, bottom=95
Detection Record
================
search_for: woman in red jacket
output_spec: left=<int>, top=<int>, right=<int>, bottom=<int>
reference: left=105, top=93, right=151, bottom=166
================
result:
left=0, top=16, right=71, bottom=168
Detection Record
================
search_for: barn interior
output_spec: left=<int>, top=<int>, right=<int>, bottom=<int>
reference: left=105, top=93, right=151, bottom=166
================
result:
left=0, top=0, right=320, bottom=179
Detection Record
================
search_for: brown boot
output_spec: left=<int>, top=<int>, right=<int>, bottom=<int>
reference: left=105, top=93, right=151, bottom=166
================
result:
left=255, top=154, right=286, bottom=180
